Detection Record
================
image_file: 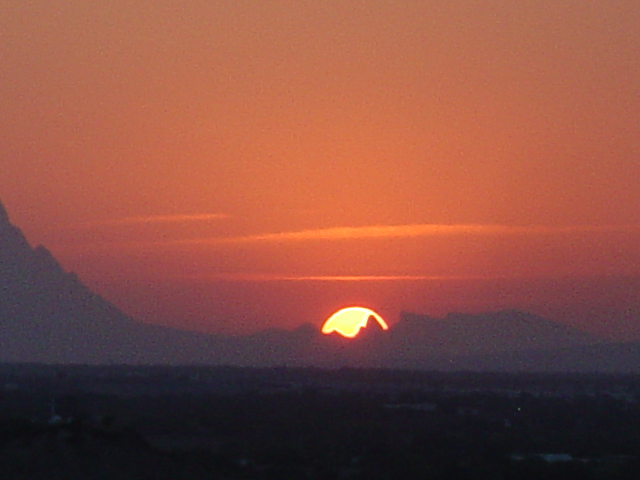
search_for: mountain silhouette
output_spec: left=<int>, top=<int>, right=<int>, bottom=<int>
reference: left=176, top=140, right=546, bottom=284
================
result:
left=385, top=310, right=601, bottom=356
left=0, top=201, right=226, bottom=364
left=2, top=199, right=638, bottom=371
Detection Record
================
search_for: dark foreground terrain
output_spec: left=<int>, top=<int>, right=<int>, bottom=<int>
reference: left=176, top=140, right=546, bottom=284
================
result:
left=1, top=365, right=640, bottom=479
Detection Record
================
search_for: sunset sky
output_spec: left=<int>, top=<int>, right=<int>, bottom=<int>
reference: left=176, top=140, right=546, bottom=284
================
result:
left=2, top=1, right=639, bottom=337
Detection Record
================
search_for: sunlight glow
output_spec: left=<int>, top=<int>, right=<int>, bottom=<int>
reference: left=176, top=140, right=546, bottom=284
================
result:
left=321, top=307, right=389, bottom=339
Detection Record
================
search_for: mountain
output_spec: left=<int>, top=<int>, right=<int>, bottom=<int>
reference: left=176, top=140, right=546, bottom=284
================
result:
left=374, top=310, right=602, bottom=365
left=1, top=199, right=638, bottom=371
left=0, top=200, right=224, bottom=364
left=287, top=310, right=605, bottom=370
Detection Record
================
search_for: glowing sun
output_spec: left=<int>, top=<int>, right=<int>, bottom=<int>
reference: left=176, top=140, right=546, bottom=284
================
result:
left=321, top=307, right=389, bottom=338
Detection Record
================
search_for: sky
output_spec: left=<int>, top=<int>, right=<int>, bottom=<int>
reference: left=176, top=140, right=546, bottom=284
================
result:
left=1, top=1, right=639, bottom=338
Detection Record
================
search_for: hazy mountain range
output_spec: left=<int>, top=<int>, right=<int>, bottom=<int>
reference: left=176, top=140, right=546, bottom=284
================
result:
left=1, top=200, right=639, bottom=372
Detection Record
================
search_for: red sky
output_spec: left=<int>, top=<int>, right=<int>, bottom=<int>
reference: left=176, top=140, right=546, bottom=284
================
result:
left=1, top=1, right=639, bottom=338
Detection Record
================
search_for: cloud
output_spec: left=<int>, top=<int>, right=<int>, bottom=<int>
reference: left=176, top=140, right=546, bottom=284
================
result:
left=86, top=213, right=230, bottom=226
left=60, top=222, right=640, bottom=252
left=184, top=223, right=640, bottom=245
left=169, top=273, right=502, bottom=282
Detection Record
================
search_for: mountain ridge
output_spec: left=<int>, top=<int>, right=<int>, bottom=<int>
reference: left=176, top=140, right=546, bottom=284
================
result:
left=1, top=199, right=635, bottom=371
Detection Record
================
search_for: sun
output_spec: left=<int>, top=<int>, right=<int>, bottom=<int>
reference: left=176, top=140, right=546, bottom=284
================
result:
left=321, top=306, right=389, bottom=339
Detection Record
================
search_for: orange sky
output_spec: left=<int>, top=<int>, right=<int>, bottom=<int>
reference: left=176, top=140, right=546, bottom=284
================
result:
left=1, top=1, right=639, bottom=337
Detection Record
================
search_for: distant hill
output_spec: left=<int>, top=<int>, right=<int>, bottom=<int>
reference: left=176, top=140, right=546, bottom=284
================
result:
left=0, top=200, right=224, bottom=364
left=2, top=199, right=638, bottom=371
left=369, top=310, right=603, bottom=369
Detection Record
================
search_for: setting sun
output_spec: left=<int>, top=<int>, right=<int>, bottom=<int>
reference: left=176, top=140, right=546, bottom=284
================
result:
left=321, top=307, right=389, bottom=339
